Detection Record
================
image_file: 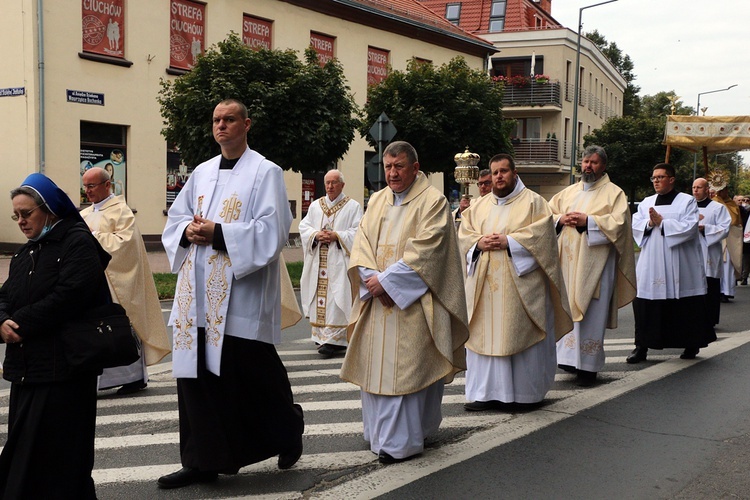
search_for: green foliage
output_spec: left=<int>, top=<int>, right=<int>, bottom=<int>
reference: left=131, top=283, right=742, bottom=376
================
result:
left=586, top=30, right=641, bottom=117
left=158, top=33, right=359, bottom=173
left=286, top=260, right=303, bottom=288
left=584, top=91, right=692, bottom=203
left=359, top=57, right=514, bottom=174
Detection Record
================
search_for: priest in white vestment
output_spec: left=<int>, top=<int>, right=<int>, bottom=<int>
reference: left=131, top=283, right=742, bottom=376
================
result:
left=158, top=99, right=304, bottom=490
left=341, top=141, right=469, bottom=464
left=549, top=146, right=636, bottom=387
left=80, top=167, right=171, bottom=395
left=693, top=178, right=731, bottom=326
left=300, top=170, right=362, bottom=358
left=628, top=163, right=712, bottom=364
left=458, top=153, right=572, bottom=410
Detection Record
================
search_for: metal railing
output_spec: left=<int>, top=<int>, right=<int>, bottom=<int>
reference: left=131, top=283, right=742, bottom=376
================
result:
left=512, top=138, right=560, bottom=163
left=501, top=81, right=562, bottom=108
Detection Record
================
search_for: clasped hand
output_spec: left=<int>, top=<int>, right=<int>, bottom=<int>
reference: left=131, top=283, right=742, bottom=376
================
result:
left=187, top=215, right=215, bottom=246
left=561, top=211, right=587, bottom=227
left=364, top=275, right=394, bottom=308
left=477, top=233, right=508, bottom=252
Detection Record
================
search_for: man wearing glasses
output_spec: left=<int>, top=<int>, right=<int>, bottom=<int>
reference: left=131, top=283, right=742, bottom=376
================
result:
left=453, top=169, right=492, bottom=228
left=628, top=163, right=713, bottom=363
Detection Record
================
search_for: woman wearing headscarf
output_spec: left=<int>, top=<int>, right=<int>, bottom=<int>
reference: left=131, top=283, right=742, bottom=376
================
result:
left=0, top=173, right=111, bottom=499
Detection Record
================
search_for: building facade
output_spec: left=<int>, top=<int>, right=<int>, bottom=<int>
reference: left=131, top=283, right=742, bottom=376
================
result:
left=0, top=0, right=494, bottom=248
left=419, top=0, right=626, bottom=197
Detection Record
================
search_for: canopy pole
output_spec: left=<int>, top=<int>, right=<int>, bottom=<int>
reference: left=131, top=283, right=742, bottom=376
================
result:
left=703, top=146, right=709, bottom=177
left=664, top=145, right=671, bottom=163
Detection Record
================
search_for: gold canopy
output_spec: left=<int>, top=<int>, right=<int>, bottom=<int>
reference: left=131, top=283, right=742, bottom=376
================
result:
left=663, top=115, right=750, bottom=153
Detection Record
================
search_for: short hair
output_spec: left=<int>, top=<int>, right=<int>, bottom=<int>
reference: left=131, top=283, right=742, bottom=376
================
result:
left=583, top=145, right=607, bottom=166
left=326, top=169, right=345, bottom=183
left=478, top=168, right=491, bottom=177
left=10, top=186, right=52, bottom=215
left=217, top=99, right=249, bottom=120
left=489, top=153, right=516, bottom=171
left=653, top=163, right=675, bottom=177
left=383, top=141, right=418, bottom=164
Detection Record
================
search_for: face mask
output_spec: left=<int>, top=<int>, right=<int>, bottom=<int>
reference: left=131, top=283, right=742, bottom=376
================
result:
left=29, top=215, right=52, bottom=242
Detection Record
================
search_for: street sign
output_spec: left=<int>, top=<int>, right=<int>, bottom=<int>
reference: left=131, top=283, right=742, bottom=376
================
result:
left=368, top=112, right=397, bottom=143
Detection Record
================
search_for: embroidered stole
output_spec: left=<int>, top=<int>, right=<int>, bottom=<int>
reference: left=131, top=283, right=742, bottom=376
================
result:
left=313, top=196, right=350, bottom=326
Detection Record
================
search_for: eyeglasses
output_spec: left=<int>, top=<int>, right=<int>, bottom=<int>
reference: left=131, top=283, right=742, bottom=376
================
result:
left=650, top=175, right=672, bottom=182
left=477, top=181, right=492, bottom=187
left=11, top=205, right=41, bottom=221
left=83, top=181, right=108, bottom=189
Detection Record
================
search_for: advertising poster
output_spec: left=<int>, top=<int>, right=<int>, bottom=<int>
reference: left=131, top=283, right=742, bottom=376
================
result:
left=80, top=146, right=127, bottom=204
left=310, top=32, right=335, bottom=66
left=243, top=15, right=272, bottom=51
left=301, top=178, right=315, bottom=215
left=367, top=46, right=389, bottom=86
left=166, top=149, right=193, bottom=206
left=170, top=0, right=206, bottom=70
left=81, top=0, right=125, bottom=58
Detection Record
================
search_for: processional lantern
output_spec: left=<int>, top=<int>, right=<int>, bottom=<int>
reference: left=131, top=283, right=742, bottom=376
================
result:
left=453, top=147, right=480, bottom=200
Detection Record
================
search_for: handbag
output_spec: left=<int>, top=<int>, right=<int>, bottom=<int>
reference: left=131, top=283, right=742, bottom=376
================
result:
left=61, top=302, right=141, bottom=372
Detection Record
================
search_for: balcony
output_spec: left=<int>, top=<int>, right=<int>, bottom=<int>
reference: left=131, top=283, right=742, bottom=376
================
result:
left=500, top=80, right=562, bottom=108
left=512, top=138, right=560, bottom=163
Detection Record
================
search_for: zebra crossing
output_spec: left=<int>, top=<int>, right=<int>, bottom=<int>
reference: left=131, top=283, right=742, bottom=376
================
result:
left=0, top=336, right=681, bottom=498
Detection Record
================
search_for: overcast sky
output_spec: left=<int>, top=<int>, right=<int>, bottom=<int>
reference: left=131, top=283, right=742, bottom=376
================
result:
left=551, top=0, right=750, bottom=160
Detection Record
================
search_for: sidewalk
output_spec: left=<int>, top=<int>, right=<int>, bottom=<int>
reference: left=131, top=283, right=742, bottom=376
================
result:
left=0, top=245, right=304, bottom=281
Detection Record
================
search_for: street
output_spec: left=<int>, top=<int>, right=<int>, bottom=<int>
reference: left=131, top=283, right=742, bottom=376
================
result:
left=0, top=287, right=749, bottom=499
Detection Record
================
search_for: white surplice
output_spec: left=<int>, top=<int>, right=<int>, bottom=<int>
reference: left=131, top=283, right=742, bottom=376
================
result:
left=632, top=192, right=706, bottom=300
left=697, top=200, right=731, bottom=279
left=162, top=147, right=292, bottom=377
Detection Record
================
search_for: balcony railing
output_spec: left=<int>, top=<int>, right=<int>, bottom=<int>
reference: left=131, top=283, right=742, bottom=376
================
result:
left=512, top=138, right=560, bottom=163
left=501, top=81, right=562, bottom=108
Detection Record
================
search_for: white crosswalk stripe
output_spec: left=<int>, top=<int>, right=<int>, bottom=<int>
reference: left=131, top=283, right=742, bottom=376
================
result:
left=0, top=337, right=658, bottom=494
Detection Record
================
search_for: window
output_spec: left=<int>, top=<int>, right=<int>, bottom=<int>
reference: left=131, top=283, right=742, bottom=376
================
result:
left=446, top=3, right=461, bottom=25
left=516, top=118, right=541, bottom=140
left=489, top=1, right=506, bottom=32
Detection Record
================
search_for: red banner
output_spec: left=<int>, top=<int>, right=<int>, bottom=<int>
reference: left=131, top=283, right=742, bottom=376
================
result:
left=170, top=0, right=206, bottom=70
left=310, top=32, right=335, bottom=66
left=367, top=46, right=389, bottom=86
left=301, top=179, right=316, bottom=214
left=243, top=15, right=272, bottom=51
left=82, top=0, right=125, bottom=58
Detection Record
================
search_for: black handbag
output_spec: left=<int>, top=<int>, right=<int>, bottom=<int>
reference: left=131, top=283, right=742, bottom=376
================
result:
left=61, top=302, right=141, bottom=372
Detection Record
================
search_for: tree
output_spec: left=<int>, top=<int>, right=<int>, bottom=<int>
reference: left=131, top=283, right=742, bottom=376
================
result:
left=586, top=30, right=641, bottom=117
left=584, top=91, right=692, bottom=204
left=158, top=33, right=358, bottom=173
left=359, top=57, right=515, bottom=176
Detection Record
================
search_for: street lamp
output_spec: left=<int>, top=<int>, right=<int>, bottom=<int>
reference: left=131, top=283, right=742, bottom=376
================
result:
left=692, top=84, right=738, bottom=179
left=570, top=0, right=618, bottom=185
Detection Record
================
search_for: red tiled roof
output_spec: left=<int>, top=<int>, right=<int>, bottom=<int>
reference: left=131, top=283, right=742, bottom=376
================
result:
left=417, top=0, right=562, bottom=34
left=346, top=0, right=491, bottom=44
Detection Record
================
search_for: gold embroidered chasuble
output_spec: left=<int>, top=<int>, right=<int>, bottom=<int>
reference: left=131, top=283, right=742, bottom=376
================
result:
left=341, top=173, right=469, bottom=396
left=548, top=174, right=636, bottom=327
left=458, top=187, right=572, bottom=357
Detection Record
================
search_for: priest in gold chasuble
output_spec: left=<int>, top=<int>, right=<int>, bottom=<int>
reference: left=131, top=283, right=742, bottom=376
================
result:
left=341, top=142, right=469, bottom=464
left=548, top=146, right=636, bottom=387
left=458, top=154, right=572, bottom=411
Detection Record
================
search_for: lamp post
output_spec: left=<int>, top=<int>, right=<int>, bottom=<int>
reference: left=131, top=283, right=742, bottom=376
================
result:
left=569, top=0, right=618, bottom=185
left=692, top=84, right=737, bottom=180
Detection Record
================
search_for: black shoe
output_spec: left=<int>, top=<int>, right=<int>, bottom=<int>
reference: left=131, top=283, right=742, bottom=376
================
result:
left=378, top=451, right=412, bottom=465
left=317, top=344, right=335, bottom=358
left=680, top=347, right=699, bottom=359
left=116, top=380, right=147, bottom=395
left=626, top=347, right=648, bottom=364
left=576, top=370, right=597, bottom=387
left=157, top=467, right=218, bottom=489
left=741, top=280, right=748, bottom=286
left=464, top=400, right=504, bottom=412
left=558, top=363, right=578, bottom=374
